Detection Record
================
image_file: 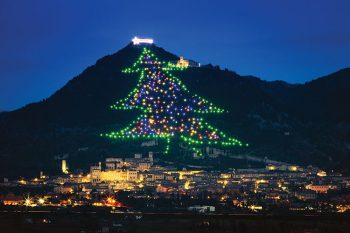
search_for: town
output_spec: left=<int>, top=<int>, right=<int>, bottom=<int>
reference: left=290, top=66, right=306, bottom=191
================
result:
left=1, top=152, right=350, bottom=215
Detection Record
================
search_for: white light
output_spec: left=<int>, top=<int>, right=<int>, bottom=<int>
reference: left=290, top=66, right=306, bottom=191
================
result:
left=132, top=36, right=154, bottom=45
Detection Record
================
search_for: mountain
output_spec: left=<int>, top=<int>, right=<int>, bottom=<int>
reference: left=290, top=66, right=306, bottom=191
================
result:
left=0, top=43, right=349, bottom=177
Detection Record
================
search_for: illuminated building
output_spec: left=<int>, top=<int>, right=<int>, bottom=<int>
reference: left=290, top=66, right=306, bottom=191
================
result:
left=248, top=205, right=263, bottom=212
left=183, top=180, right=192, bottom=190
left=176, top=56, right=189, bottom=68
left=105, top=158, right=123, bottom=171
left=288, top=165, right=300, bottom=172
left=317, top=170, right=327, bottom=177
left=205, top=147, right=230, bottom=157
left=1, top=194, right=22, bottom=205
left=156, top=185, right=171, bottom=193
left=265, top=164, right=302, bottom=172
left=89, top=155, right=156, bottom=186
left=145, top=173, right=165, bottom=181
left=266, top=164, right=276, bottom=171
left=305, top=184, right=337, bottom=193
left=138, top=162, right=151, bottom=171
left=61, top=160, right=69, bottom=174
left=295, top=190, right=317, bottom=201
left=220, top=173, right=231, bottom=179
left=98, top=170, right=138, bottom=182
left=337, top=205, right=350, bottom=213
left=164, top=170, right=203, bottom=180
left=175, top=56, right=200, bottom=68
left=90, top=162, right=102, bottom=183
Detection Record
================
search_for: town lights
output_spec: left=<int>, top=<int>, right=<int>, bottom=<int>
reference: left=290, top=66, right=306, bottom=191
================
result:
left=184, top=180, right=190, bottom=190
left=24, top=195, right=34, bottom=207
left=38, top=198, right=45, bottom=205
left=19, top=179, right=26, bottom=184
left=24, top=198, right=31, bottom=206
left=105, top=196, right=121, bottom=207
left=106, top=196, right=116, bottom=204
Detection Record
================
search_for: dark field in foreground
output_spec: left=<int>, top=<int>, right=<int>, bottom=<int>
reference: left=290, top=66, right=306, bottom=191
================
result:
left=0, top=212, right=350, bottom=233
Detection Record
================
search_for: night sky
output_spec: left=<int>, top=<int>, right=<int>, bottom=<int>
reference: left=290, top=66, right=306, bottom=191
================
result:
left=1, top=0, right=349, bottom=111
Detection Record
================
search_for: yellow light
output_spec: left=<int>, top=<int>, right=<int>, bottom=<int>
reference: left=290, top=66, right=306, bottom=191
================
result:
left=25, top=199, right=31, bottom=206
left=249, top=205, right=263, bottom=211
left=255, top=179, right=268, bottom=184
left=24, top=196, right=35, bottom=207
left=106, top=196, right=116, bottom=204
left=19, top=179, right=26, bottom=184
left=317, top=171, right=327, bottom=177
left=184, top=180, right=190, bottom=190
left=179, top=173, right=183, bottom=180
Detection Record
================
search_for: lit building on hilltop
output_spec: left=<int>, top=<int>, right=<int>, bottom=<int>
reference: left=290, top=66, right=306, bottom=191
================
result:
left=176, top=56, right=201, bottom=68
left=176, top=56, right=189, bottom=68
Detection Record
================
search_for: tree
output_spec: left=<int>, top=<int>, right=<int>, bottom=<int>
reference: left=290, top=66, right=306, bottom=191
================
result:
left=102, top=47, right=247, bottom=155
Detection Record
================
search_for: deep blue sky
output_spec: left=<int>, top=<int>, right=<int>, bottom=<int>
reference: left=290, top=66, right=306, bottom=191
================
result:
left=1, top=0, right=350, bottom=111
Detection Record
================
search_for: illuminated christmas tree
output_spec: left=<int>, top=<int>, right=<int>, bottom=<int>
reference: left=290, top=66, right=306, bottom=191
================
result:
left=102, top=47, right=247, bottom=155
